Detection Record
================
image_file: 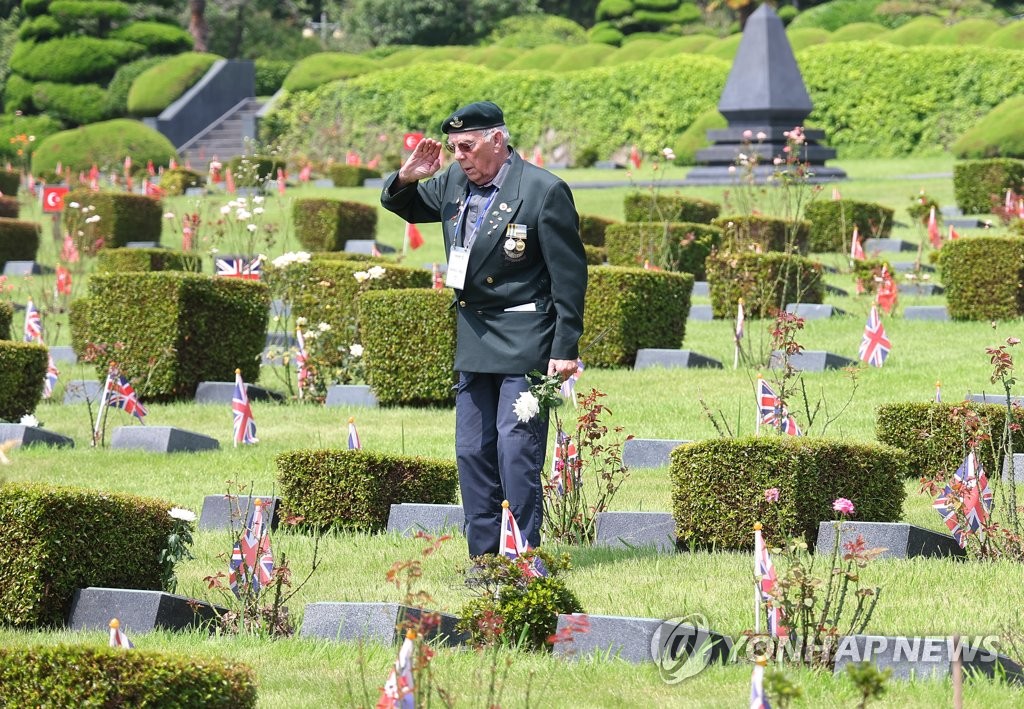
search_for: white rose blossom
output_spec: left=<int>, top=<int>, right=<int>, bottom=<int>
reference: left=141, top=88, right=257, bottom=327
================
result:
left=168, top=507, right=197, bottom=522
left=85, top=215, right=101, bottom=224
left=296, top=316, right=308, bottom=327
left=512, top=391, right=541, bottom=423
left=219, top=205, right=231, bottom=215
left=353, top=271, right=370, bottom=283
left=349, top=343, right=364, bottom=357
left=247, top=223, right=257, bottom=232
left=367, top=265, right=387, bottom=280
left=253, top=207, right=264, bottom=215
left=19, top=414, right=39, bottom=427
left=68, top=201, right=79, bottom=209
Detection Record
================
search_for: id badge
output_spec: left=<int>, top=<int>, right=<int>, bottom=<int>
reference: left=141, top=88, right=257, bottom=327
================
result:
left=446, top=246, right=470, bottom=290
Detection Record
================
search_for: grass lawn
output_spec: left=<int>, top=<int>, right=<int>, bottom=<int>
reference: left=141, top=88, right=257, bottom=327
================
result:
left=3, top=155, right=1024, bottom=707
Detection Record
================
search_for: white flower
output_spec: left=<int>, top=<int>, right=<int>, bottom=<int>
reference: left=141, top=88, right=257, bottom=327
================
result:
left=253, top=207, right=264, bottom=215
left=317, top=322, right=331, bottom=332
left=163, top=212, right=175, bottom=219
left=756, top=131, right=767, bottom=141
left=367, top=265, right=386, bottom=280
left=236, top=209, right=252, bottom=220
left=19, top=414, right=38, bottom=427
left=209, top=247, right=219, bottom=255
left=662, top=147, right=675, bottom=161
left=253, top=195, right=265, bottom=204
left=353, top=271, right=370, bottom=283
left=85, top=215, right=101, bottom=224
left=68, top=201, right=80, bottom=209
left=773, top=157, right=784, bottom=166
left=349, top=343, right=364, bottom=357
left=296, top=316, right=308, bottom=327
left=728, top=165, right=736, bottom=174
left=513, top=391, right=540, bottom=423
left=219, top=205, right=231, bottom=215
left=168, top=507, right=197, bottom=522
left=247, top=223, right=257, bottom=232
left=743, top=129, right=753, bottom=139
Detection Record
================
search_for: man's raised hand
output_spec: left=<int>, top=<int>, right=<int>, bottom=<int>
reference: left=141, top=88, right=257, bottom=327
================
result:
left=397, top=138, right=442, bottom=186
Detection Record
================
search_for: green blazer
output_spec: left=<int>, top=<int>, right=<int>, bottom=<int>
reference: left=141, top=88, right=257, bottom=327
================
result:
left=381, top=152, right=587, bottom=374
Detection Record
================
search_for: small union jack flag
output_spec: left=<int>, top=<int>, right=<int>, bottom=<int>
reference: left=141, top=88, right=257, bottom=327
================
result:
left=23, top=299, right=41, bottom=343
left=550, top=429, right=579, bottom=496
left=228, top=539, right=245, bottom=597
left=43, top=351, right=59, bottom=399
left=754, top=525, right=786, bottom=638
left=378, top=629, right=416, bottom=709
left=756, top=376, right=801, bottom=436
left=109, top=618, right=134, bottom=649
left=216, top=256, right=262, bottom=280
left=933, top=450, right=993, bottom=548
left=858, top=305, right=892, bottom=368
left=499, top=500, right=546, bottom=578
left=750, top=658, right=771, bottom=708
left=232, top=369, right=257, bottom=446
left=106, top=368, right=147, bottom=421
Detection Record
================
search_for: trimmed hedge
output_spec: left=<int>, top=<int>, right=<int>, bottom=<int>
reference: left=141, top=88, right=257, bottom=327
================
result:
left=96, top=248, right=201, bottom=274
left=0, top=218, right=41, bottom=270
left=882, top=16, right=943, bottom=46
left=31, top=119, right=177, bottom=175
left=952, top=159, right=1024, bottom=215
left=126, top=52, right=222, bottom=117
left=952, top=95, right=1024, bottom=161
left=579, top=214, right=618, bottom=247
left=803, top=199, right=894, bottom=252
left=281, top=52, right=376, bottom=93
left=69, top=272, right=269, bottom=400
left=0, top=342, right=47, bottom=421
left=876, top=401, right=1024, bottom=483
left=63, top=189, right=162, bottom=249
left=10, top=37, right=144, bottom=84
left=292, top=198, right=377, bottom=252
left=104, top=55, right=167, bottom=117
left=0, top=301, right=12, bottom=340
left=17, top=15, right=61, bottom=42
left=0, top=482, right=176, bottom=627
left=47, top=0, right=132, bottom=22
left=2, top=74, right=35, bottom=115
left=327, top=164, right=381, bottom=188
left=624, top=191, right=720, bottom=223
left=0, top=197, right=18, bottom=219
left=582, top=265, right=692, bottom=368
left=276, top=449, right=459, bottom=532
left=939, top=236, right=1024, bottom=321
left=110, top=21, right=194, bottom=55
left=226, top=156, right=286, bottom=188
left=604, top=221, right=721, bottom=278
left=672, top=106, right=725, bottom=166
left=255, top=58, right=292, bottom=96
left=359, top=289, right=456, bottom=407
left=31, top=81, right=110, bottom=125
left=0, top=171, right=21, bottom=196
left=0, top=646, right=257, bottom=708
left=159, top=167, right=205, bottom=196
left=706, top=250, right=825, bottom=319
left=584, top=244, right=607, bottom=265
left=670, top=437, right=907, bottom=550
left=713, top=215, right=812, bottom=255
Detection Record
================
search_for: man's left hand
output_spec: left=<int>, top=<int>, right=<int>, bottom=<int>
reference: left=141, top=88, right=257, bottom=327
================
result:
left=548, top=359, right=578, bottom=380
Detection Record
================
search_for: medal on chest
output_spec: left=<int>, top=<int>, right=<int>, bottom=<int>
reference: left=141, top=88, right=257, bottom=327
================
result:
left=504, top=223, right=527, bottom=261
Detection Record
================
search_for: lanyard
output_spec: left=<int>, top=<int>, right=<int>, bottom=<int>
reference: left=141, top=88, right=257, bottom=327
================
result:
left=459, top=187, right=499, bottom=249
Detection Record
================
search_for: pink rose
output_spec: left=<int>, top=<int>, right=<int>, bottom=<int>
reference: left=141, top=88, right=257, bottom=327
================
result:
left=832, top=498, right=855, bottom=515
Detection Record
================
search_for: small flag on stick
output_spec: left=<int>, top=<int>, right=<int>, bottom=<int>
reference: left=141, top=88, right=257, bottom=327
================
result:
left=750, top=656, right=770, bottom=709
left=933, top=450, right=993, bottom=548
left=948, top=224, right=960, bottom=241
left=754, top=522, right=786, bottom=638
left=858, top=305, right=891, bottom=368
left=405, top=223, right=424, bottom=251
left=733, top=298, right=745, bottom=369
left=850, top=225, right=865, bottom=261
left=109, top=618, right=134, bottom=649
left=499, top=500, right=546, bottom=578
left=629, top=145, right=642, bottom=169
left=347, top=416, right=361, bottom=450
left=377, top=629, right=415, bottom=709
left=927, top=205, right=941, bottom=249
left=232, top=369, right=258, bottom=446
left=935, top=380, right=942, bottom=403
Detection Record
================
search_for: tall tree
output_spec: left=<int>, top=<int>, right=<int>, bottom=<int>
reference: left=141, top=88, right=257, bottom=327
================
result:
left=190, top=0, right=209, bottom=51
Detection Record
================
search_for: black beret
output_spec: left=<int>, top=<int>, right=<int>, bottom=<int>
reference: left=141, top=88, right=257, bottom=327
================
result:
left=441, top=101, right=504, bottom=134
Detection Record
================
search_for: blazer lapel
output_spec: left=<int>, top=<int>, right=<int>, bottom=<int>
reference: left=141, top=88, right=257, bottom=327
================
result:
left=468, top=154, right=524, bottom=277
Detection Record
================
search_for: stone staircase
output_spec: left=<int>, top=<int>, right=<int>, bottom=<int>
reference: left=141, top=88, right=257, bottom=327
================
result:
left=178, top=97, right=263, bottom=171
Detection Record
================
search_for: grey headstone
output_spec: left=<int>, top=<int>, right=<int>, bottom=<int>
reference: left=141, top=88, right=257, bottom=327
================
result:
left=785, top=303, right=847, bottom=319
left=185, top=187, right=206, bottom=197
left=815, top=521, right=963, bottom=560
left=964, top=393, right=1024, bottom=406
left=903, top=306, right=949, bottom=321
left=386, top=503, right=466, bottom=536
left=300, top=602, right=468, bottom=647
left=832, top=635, right=1024, bottom=684
left=688, top=304, right=713, bottom=321
left=126, top=241, right=160, bottom=249
left=48, top=345, right=77, bottom=364
left=235, top=187, right=261, bottom=197
left=110, top=426, right=220, bottom=453
left=270, top=298, right=291, bottom=319
left=313, top=178, right=335, bottom=188
left=3, top=260, right=46, bottom=276
left=198, top=495, right=282, bottom=532
left=946, top=217, right=986, bottom=229
left=898, top=282, right=944, bottom=296
left=0, top=423, right=74, bottom=449
left=344, top=239, right=396, bottom=255
left=594, top=511, right=676, bottom=551
left=1003, top=454, right=1024, bottom=483
left=863, top=238, right=916, bottom=253
left=824, top=284, right=848, bottom=297
left=69, top=587, right=225, bottom=633
left=594, top=161, right=624, bottom=170
left=692, top=281, right=709, bottom=297
left=622, top=438, right=689, bottom=469
left=891, top=262, right=934, bottom=273
left=940, top=206, right=962, bottom=217
left=325, top=385, right=378, bottom=407
left=63, top=379, right=103, bottom=404
left=194, top=381, right=283, bottom=404
left=769, top=350, right=856, bottom=371
left=634, top=349, right=722, bottom=370
left=362, top=178, right=384, bottom=189
left=266, top=332, right=296, bottom=349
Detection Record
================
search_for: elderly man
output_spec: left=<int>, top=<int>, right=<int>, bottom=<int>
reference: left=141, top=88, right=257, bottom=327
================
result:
left=380, top=101, right=587, bottom=559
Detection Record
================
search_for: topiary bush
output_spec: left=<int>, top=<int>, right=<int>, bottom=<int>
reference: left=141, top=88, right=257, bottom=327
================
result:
left=96, top=248, right=201, bottom=274
left=158, top=167, right=205, bottom=196
left=952, top=96, right=1024, bottom=161
left=0, top=172, right=19, bottom=197
left=0, top=482, right=177, bottom=627
left=69, top=272, right=269, bottom=400
left=1, top=74, right=35, bottom=115
left=828, top=22, right=888, bottom=43
left=126, top=52, right=222, bottom=117
left=226, top=156, right=286, bottom=188
left=0, top=342, right=47, bottom=421
left=880, top=16, right=942, bottom=46
left=578, top=214, right=618, bottom=247
left=0, top=302, right=12, bottom=340
left=103, top=55, right=167, bottom=117
left=63, top=189, right=162, bottom=249
left=276, top=449, right=459, bottom=532
left=281, top=52, right=375, bottom=93
left=0, top=197, right=18, bottom=219
left=327, top=164, right=381, bottom=188
left=359, top=288, right=456, bottom=408
left=583, top=244, right=607, bottom=265
left=31, top=119, right=177, bottom=175
left=712, top=214, right=812, bottom=255
left=0, top=218, right=41, bottom=271
left=986, top=22, right=1024, bottom=51
left=109, top=21, right=193, bottom=55
left=0, top=646, right=257, bottom=708
left=582, top=265, right=692, bottom=367
left=47, top=0, right=132, bottom=23
left=604, top=221, right=721, bottom=277
left=952, top=159, right=1024, bottom=215
left=671, top=437, right=907, bottom=550
left=672, top=107, right=725, bottom=165
left=10, top=37, right=144, bottom=84
left=30, top=82, right=110, bottom=125
left=623, top=191, right=719, bottom=223
left=17, top=15, right=61, bottom=42
left=254, top=58, right=291, bottom=96
left=788, top=0, right=885, bottom=31
left=803, top=199, right=894, bottom=252
left=929, top=18, right=998, bottom=46
left=292, top=198, right=377, bottom=252
left=939, top=236, right=1024, bottom=321
left=706, top=250, right=824, bottom=318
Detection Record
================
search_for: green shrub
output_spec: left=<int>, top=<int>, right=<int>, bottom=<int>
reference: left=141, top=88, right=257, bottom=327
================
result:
left=0, top=116, right=61, bottom=163
left=952, top=159, right=1024, bottom=215
left=17, top=15, right=61, bottom=42
left=670, top=437, right=907, bottom=550
left=0, top=196, right=18, bottom=218
left=706, top=250, right=824, bottom=318
left=0, top=645, right=257, bottom=707
left=803, top=199, right=894, bottom=252
left=2, top=73, right=35, bottom=114
left=584, top=244, right=606, bottom=264
left=0, top=218, right=40, bottom=270
left=588, top=23, right=625, bottom=46
left=672, top=107, right=725, bottom=165
left=603, top=38, right=666, bottom=66
left=579, top=214, right=618, bottom=247
left=276, top=449, right=459, bottom=532
left=786, top=27, right=831, bottom=52
left=788, top=0, right=885, bottom=31
left=281, top=52, right=375, bottom=92
left=254, top=58, right=291, bottom=95
left=69, top=272, right=269, bottom=400
left=359, top=289, right=456, bottom=407
left=459, top=45, right=518, bottom=69
left=47, top=0, right=131, bottom=23
left=712, top=214, right=812, bottom=255
left=986, top=22, right=1024, bottom=51
left=0, top=301, right=12, bottom=340
left=327, top=164, right=381, bottom=188
left=582, top=265, right=692, bottom=367
left=880, top=15, right=942, bottom=46
left=109, top=21, right=193, bottom=54
left=31, top=81, right=109, bottom=125
left=828, top=22, right=888, bottom=43
left=31, top=119, right=176, bottom=175
left=0, top=172, right=19, bottom=197
left=605, top=221, right=721, bottom=277
left=952, top=96, right=1024, bottom=161
left=929, top=18, right=998, bottom=46
left=876, top=401, right=1024, bottom=483
left=103, top=55, right=166, bottom=117
left=624, top=191, right=719, bottom=223
left=226, top=155, right=285, bottom=188
left=63, top=189, right=162, bottom=249
left=0, top=342, right=47, bottom=420
left=489, top=13, right=588, bottom=49
left=649, top=34, right=715, bottom=57
left=701, top=34, right=742, bottom=61
left=292, top=198, right=377, bottom=252
left=0, top=482, right=176, bottom=627
left=96, top=247, right=200, bottom=274
left=21, top=0, right=51, bottom=17
left=126, top=52, right=221, bottom=117
left=158, top=167, right=205, bottom=196
left=596, top=0, right=635, bottom=21
left=504, top=44, right=567, bottom=72
left=10, top=37, right=144, bottom=84
left=939, top=236, right=1024, bottom=321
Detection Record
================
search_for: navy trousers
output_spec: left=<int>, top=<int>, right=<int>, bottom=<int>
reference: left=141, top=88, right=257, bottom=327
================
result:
left=455, top=371, right=549, bottom=557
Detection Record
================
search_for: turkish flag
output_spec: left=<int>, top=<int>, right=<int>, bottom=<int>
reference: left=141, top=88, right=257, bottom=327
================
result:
left=41, top=185, right=69, bottom=213
left=406, top=223, right=424, bottom=250
left=403, top=133, right=423, bottom=151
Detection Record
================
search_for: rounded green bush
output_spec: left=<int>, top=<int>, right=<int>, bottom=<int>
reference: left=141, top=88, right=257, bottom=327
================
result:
left=672, top=106, right=725, bottom=165
left=701, top=33, right=742, bottom=61
left=30, top=119, right=176, bottom=174
left=104, top=55, right=167, bottom=117
left=281, top=52, right=375, bottom=92
left=788, top=0, right=884, bottom=31
left=603, top=37, right=667, bottom=66
left=31, top=82, right=110, bottom=125
left=10, top=36, right=145, bottom=84
left=459, top=46, right=518, bottom=69
left=929, top=18, right=999, bottom=46
left=550, top=43, right=615, bottom=71
left=635, top=0, right=678, bottom=9
left=504, top=44, right=567, bottom=71
left=47, top=0, right=131, bottom=22
left=2, top=74, right=36, bottom=114
left=254, top=58, right=291, bottom=95
left=986, top=22, right=1024, bottom=50
left=374, top=46, right=425, bottom=68
left=17, top=15, right=61, bottom=42
left=786, top=27, right=830, bottom=52
left=648, top=34, right=715, bottom=57
left=596, top=0, right=635, bottom=21
left=952, top=95, right=1024, bottom=160
left=406, top=46, right=471, bottom=65
left=22, top=0, right=52, bottom=17
left=126, top=52, right=222, bottom=116
left=490, top=14, right=587, bottom=49
left=879, top=15, right=942, bottom=46
left=588, top=23, right=625, bottom=46
left=828, top=22, right=888, bottom=43
left=110, top=21, right=193, bottom=55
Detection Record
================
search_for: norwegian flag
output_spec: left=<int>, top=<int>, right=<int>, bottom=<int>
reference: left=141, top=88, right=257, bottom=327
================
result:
left=405, top=223, right=424, bottom=250
left=232, top=369, right=257, bottom=446
left=378, top=629, right=416, bottom=709
left=850, top=225, right=865, bottom=261
left=295, top=326, right=310, bottom=396
left=43, top=351, right=59, bottom=399
left=629, top=145, right=642, bottom=169
left=927, top=205, right=941, bottom=249
left=347, top=417, right=361, bottom=450
left=23, top=299, right=42, bottom=343
left=550, top=429, right=578, bottom=496
left=875, top=265, right=898, bottom=314
left=858, top=305, right=891, bottom=368
left=431, top=263, right=444, bottom=290
left=756, top=376, right=801, bottom=436
left=559, top=359, right=584, bottom=407
left=109, top=619, right=134, bottom=649
left=106, top=368, right=147, bottom=421
left=933, top=450, right=993, bottom=548
left=754, top=525, right=786, bottom=638
left=216, top=256, right=261, bottom=280
left=499, top=500, right=546, bottom=578
left=750, top=659, right=771, bottom=709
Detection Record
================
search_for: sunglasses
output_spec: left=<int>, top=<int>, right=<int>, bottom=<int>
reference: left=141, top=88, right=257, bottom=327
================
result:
left=444, top=137, right=481, bottom=154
